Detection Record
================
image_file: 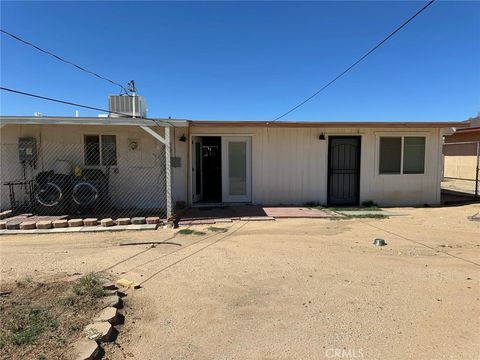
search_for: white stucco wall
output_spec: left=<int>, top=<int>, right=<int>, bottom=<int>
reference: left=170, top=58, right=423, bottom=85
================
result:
left=0, top=124, right=188, bottom=211
left=190, top=126, right=443, bottom=207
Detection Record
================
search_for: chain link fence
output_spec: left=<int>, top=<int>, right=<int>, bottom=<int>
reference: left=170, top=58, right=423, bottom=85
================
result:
left=1, top=128, right=172, bottom=219
left=442, top=141, right=480, bottom=199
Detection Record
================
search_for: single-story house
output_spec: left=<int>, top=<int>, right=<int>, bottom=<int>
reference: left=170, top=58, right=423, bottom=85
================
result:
left=0, top=115, right=467, bottom=217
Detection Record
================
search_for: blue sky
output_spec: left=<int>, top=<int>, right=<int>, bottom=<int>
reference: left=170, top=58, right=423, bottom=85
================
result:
left=1, top=1, right=479, bottom=121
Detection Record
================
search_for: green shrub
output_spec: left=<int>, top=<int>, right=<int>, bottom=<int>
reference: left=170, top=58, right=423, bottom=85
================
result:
left=72, top=273, right=105, bottom=298
left=177, top=229, right=206, bottom=235
left=15, top=277, right=33, bottom=288
left=207, top=227, right=228, bottom=233
left=1, top=307, right=57, bottom=347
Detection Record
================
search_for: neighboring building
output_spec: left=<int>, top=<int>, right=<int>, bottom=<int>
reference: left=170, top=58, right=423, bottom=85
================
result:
left=443, top=116, right=480, bottom=193
left=445, top=116, right=480, bottom=143
left=0, top=116, right=467, bottom=217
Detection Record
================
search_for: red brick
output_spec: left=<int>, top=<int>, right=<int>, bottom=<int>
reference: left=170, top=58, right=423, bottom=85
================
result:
left=68, top=219, right=84, bottom=227
left=116, top=218, right=130, bottom=225
left=83, top=218, right=98, bottom=227
left=20, top=221, right=36, bottom=230
left=53, top=219, right=68, bottom=228
left=100, top=218, right=115, bottom=227
left=131, top=217, right=146, bottom=225
left=36, top=220, right=52, bottom=229
left=146, top=217, right=160, bottom=224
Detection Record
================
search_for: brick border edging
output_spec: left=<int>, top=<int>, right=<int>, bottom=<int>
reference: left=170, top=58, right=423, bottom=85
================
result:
left=73, top=278, right=134, bottom=360
left=0, top=216, right=167, bottom=234
left=0, top=223, right=168, bottom=235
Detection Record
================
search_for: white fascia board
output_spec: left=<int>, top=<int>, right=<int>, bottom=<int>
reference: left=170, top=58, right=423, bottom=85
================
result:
left=140, top=126, right=168, bottom=145
left=0, top=116, right=188, bottom=127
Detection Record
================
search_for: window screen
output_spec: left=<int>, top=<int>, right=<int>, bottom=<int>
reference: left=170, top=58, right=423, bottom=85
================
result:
left=84, top=135, right=100, bottom=166
left=379, top=137, right=401, bottom=174
left=101, top=135, right=117, bottom=166
left=403, top=137, right=425, bottom=174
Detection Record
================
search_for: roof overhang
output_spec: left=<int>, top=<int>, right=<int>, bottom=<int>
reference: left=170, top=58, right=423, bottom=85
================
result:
left=189, top=120, right=469, bottom=128
left=0, top=116, right=189, bottom=128
left=453, top=126, right=480, bottom=134
left=0, top=116, right=468, bottom=129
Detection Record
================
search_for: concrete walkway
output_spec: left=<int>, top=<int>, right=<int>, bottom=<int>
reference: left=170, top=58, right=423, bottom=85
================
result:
left=335, top=210, right=407, bottom=216
left=178, top=205, right=334, bottom=225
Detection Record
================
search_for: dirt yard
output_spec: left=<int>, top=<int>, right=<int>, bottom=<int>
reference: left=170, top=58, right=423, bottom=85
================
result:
left=0, top=274, right=106, bottom=360
left=1, top=204, right=479, bottom=360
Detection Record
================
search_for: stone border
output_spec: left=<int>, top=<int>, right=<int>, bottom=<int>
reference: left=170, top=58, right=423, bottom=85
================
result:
left=0, top=210, right=13, bottom=219
left=0, top=223, right=164, bottom=235
left=73, top=278, right=131, bottom=360
left=0, top=216, right=166, bottom=235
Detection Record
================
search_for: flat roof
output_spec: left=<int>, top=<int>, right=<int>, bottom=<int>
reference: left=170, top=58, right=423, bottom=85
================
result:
left=455, top=126, right=480, bottom=133
left=189, top=120, right=468, bottom=128
left=0, top=116, right=468, bottom=129
left=0, top=116, right=189, bottom=127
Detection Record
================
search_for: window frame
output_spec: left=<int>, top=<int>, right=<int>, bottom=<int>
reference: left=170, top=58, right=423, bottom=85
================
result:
left=376, top=134, right=427, bottom=176
left=83, top=133, right=118, bottom=167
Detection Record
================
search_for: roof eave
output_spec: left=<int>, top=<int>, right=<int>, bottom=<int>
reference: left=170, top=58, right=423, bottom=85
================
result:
left=189, top=120, right=467, bottom=128
left=0, top=116, right=189, bottom=127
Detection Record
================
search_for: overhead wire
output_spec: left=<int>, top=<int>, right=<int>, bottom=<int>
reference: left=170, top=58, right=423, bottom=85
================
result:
left=0, top=28, right=129, bottom=94
left=0, top=86, right=180, bottom=128
left=0, top=30, right=180, bottom=126
left=273, top=0, right=437, bottom=121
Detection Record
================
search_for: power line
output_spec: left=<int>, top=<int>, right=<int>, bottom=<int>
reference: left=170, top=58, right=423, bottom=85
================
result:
left=0, top=86, right=179, bottom=127
left=0, top=29, right=129, bottom=94
left=274, top=0, right=437, bottom=121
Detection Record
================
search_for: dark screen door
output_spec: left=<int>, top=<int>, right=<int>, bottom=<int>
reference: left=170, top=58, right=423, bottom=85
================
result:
left=328, top=136, right=361, bottom=206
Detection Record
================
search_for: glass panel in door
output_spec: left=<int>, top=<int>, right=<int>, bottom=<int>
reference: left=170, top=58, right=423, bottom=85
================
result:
left=228, top=141, right=247, bottom=195
left=192, top=137, right=203, bottom=202
left=222, top=137, right=251, bottom=202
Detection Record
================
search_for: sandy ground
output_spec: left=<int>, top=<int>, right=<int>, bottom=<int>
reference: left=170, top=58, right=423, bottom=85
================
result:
left=442, top=178, right=479, bottom=195
left=1, top=204, right=479, bottom=360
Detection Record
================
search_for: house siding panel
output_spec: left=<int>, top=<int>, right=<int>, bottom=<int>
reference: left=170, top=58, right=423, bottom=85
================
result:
left=191, top=126, right=441, bottom=206
left=0, top=124, right=188, bottom=211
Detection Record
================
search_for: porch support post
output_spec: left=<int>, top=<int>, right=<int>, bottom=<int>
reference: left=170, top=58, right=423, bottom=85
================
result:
left=139, top=125, right=172, bottom=218
left=140, top=126, right=168, bottom=145
left=165, top=127, right=172, bottom=218
left=475, top=140, right=479, bottom=200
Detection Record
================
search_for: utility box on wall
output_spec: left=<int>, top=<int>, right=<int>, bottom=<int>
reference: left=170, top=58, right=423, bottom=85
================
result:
left=171, top=157, right=181, bottom=168
left=18, top=137, right=37, bottom=163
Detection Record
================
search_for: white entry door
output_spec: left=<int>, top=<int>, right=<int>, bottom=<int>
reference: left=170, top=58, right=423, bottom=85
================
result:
left=192, top=137, right=203, bottom=202
left=221, top=136, right=252, bottom=202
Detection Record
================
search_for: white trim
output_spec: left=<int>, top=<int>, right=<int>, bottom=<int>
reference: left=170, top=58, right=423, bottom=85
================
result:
left=191, top=132, right=255, bottom=203
left=139, top=125, right=172, bottom=217
left=0, top=117, right=188, bottom=127
left=165, top=127, right=172, bottom=218
left=376, top=133, right=428, bottom=176
left=191, top=136, right=204, bottom=203
left=188, top=135, right=253, bottom=205
left=140, top=126, right=168, bottom=145
left=435, top=128, right=442, bottom=204
left=221, top=136, right=252, bottom=203
left=82, top=133, right=118, bottom=167
left=190, top=133, right=255, bottom=137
